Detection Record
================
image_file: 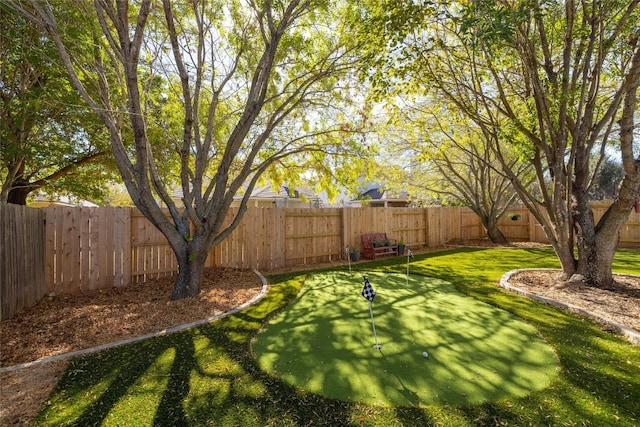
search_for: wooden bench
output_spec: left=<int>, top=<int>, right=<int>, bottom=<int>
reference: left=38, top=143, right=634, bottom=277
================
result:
left=361, top=233, right=398, bottom=260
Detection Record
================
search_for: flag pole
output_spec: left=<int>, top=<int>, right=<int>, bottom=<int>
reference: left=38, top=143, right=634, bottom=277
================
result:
left=368, top=300, right=382, bottom=350
left=406, top=249, right=413, bottom=286
left=362, top=276, right=382, bottom=350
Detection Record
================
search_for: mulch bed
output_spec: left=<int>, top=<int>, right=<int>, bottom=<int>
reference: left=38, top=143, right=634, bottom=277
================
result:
left=1, top=267, right=263, bottom=368
left=0, top=267, right=263, bottom=426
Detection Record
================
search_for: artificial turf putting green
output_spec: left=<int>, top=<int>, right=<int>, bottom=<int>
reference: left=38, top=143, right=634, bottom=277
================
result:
left=253, top=271, right=558, bottom=406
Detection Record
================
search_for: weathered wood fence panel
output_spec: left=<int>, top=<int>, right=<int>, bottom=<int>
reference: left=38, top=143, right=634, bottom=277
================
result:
left=460, top=209, right=484, bottom=240
left=499, top=206, right=531, bottom=241
left=1, top=204, right=45, bottom=320
left=391, top=209, right=428, bottom=246
left=44, top=207, right=131, bottom=293
left=424, top=207, right=463, bottom=246
left=500, top=204, right=640, bottom=247
left=130, top=209, right=178, bottom=283
left=210, top=207, right=286, bottom=271
left=283, top=208, right=343, bottom=267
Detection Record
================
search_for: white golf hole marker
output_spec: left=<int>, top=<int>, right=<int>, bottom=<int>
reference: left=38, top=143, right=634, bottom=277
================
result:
left=423, top=351, right=428, bottom=358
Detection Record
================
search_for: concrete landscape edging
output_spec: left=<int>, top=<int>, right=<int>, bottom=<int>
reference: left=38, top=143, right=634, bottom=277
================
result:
left=0, top=269, right=269, bottom=374
left=500, top=269, right=640, bottom=346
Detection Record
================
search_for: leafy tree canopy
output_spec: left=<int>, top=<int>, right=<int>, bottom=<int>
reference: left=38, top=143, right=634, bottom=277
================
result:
left=0, top=5, right=120, bottom=205
left=14, top=0, right=371, bottom=299
left=355, top=0, right=640, bottom=287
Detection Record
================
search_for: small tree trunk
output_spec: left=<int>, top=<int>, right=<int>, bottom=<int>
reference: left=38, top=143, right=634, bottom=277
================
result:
left=542, top=203, right=577, bottom=280
left=486, top=223, right=509, bottom=244
left=480, top=215, right=509, bottom=244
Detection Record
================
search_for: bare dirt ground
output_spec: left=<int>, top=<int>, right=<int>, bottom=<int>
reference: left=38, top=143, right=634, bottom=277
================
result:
left=1, top=244, right=639, bottom=426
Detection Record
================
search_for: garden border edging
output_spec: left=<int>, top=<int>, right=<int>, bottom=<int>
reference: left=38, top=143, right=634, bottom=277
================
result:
left=500, top=269, right=640, bottom=346
left=0, top=269, right=269, bottom=374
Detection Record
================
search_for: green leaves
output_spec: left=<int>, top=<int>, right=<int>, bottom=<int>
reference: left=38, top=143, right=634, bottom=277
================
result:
left=0, top=4, right=117, bottom=204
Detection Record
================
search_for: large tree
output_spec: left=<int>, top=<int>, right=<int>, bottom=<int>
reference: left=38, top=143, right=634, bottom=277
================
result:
left=14, top=0, right=365, bottom=299
left=0, top=5, right=117, bottom=205
left=379, top=99, right=534, bottom=243
left=359, top=0, right=640, bottom=288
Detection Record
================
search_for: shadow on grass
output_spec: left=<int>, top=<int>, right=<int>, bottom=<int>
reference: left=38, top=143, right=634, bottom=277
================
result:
left=253, top=271, right=558, bottom=406
left=153, top=335, right=195, bottom=425
left=42, top=334, right=195, bottom=426
left=34, top=274, right=365, bottom=426
left=198, top=324, right=357, bottom=426
left=33, top=248, right=640, bottom=426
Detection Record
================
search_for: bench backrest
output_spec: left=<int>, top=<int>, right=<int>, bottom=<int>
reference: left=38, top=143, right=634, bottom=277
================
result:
left=361, top=233, right=388, bottom=246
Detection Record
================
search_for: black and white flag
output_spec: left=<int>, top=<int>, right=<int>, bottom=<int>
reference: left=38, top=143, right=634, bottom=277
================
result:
left=361, top=276, right=376, bottom=302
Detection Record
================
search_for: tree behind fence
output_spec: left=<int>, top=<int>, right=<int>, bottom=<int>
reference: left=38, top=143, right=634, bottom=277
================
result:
left=2, top=204, right=638, bottom=320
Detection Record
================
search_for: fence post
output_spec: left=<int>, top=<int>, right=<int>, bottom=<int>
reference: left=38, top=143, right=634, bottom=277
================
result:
left=341, top=207, right=348, bottom=258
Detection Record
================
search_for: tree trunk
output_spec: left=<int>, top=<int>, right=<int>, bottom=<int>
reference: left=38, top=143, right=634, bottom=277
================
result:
left=170, top=237, right=208, bottom=300
left=576, top=234, right=617, bottom=289
left=6, top=185, right=31, bottom=205
left=484, top=217, right=509, bottom=244
left=171, top=250, right=206, bottom=301
left=574, top=216, right=615, bottom=288
left=573, top=188, right=615, bottom=288
left=575, top=198, right=637, bottom=289
left=540, top=196, right=577, bottom=280
left=549, top=237, right=577, bottom=280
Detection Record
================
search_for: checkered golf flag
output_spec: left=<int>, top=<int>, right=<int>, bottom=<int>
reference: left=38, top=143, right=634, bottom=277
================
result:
left=361, top=276, right=376, bottom=302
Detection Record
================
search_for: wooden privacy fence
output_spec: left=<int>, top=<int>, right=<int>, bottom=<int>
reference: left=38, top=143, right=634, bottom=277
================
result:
left=1, top=204, right=45, bottom=320
left=2, top=203, right=639, bottom=319
left=40, top=204, right=640, bottom=292
left=41, top=206, right=478, bottom=296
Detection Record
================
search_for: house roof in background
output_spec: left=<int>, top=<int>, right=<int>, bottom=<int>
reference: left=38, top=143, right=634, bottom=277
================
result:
left=357, top=187, right=409, bottom=202
left=361, top=188, right=383, bottom=200
left=235, top=184, right=321, bottom=201
left=169, top=183, right=323, bottom=205
left=30, top=194, right=98, bottom=207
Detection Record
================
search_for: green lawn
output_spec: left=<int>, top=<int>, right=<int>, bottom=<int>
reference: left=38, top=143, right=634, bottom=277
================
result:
left=253, top=271, right=558, bottom=406
left=34, top=247, right=640, bottom=426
